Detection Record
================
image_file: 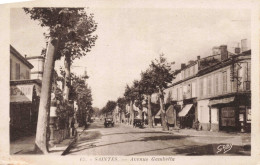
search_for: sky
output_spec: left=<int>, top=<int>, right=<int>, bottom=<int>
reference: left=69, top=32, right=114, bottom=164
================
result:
left=10, top=7, right=251, bottom=109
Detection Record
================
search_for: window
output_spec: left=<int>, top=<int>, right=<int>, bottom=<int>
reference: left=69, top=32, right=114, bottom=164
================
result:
left=10, top=59, right=12, bottom=80
left=215, top=73, right=219, bottom=94
left=15, top=63, right=20, bottom=80
left=199, top=79, right=203, bottom=97
left=26, top=70, right=30, bottom=79
left=187, top=68, right=190, bottom=77
left=207, top=76, right=212, bottom=96
left=248, top=62, right=251, bottom=81
left=193, top=65, right=195, bottom=75
left=223, top=71, right=227, bottom=93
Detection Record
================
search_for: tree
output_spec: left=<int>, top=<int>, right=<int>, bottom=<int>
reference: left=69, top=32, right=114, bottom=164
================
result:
left=132, top=80, right=144, bottom=119
left=124, top=85, right=136, bottom=125
left=116, top=97, right=126, bottom=123
left=70, top=74, right=93, bottom=127
left=139, top=69, right=157, bottom=128
left=23, top=8, right=97, bottom=153
left=105, top=101, right=117, bottom=116
left=149, top=54, right=175, bottom=131
left=59, top=11, right=97, bottom=102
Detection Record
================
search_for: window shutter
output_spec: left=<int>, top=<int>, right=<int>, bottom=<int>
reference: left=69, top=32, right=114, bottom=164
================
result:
left=16, top=63, right=20, bottom=80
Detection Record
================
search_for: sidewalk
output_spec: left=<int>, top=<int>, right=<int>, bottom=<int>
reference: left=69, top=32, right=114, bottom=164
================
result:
left=143, top=124, right=250, bottom=137
left=10, top=135, right=35, bottom=154
left=122, top=123, right=251, bottom=146
left=10, top=126, right=85, bottom=155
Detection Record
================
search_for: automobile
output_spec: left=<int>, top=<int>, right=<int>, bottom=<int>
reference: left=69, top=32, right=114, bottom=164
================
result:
left=90, top=117, right=95, bottom=123
left=133, top=118, right=144, bottom=128
left=104, top=118, right=114, bottom=127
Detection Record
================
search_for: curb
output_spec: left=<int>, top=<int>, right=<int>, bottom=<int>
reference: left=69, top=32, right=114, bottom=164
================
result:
left=61, top=127, right=86, bottom=155
left=127, top=124, right=251, bottom=138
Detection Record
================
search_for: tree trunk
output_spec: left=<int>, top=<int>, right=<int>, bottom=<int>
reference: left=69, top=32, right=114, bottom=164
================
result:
left=159, top=89, right=168, bottom=131
left=119, top=109, right=122, bottom=123
left=64, top=54, right=71, bottom=101
left=130, top=100, right=134, bottom=125
left=152, top=116, right=155, bottom=126
left=64, top=54, right=71, bottom=138
left=147, top=95, right=153, bottom=128
left=35, top=38, right=58, bottom=154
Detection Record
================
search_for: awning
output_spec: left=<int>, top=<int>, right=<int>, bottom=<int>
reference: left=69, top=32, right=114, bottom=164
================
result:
left=155, top=110, right=161, bottom=119
left=209, top=96, right=235, bottom=106
left=178, top=104, right=193, bottom=117
left=10, top=84, right=35, bottom=103
left=125, top=112, right=130, bottom=118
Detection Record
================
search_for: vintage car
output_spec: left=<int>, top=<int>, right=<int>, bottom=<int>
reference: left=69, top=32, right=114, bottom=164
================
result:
left=133, top=118, right=144, bottom=128
left=104, top=118, right=114, bottom=127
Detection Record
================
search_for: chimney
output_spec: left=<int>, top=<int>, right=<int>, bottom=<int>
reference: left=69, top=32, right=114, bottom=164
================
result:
left=181, top=63, right=186, bottom=69
left=212, top=46, right=220, bottom=55
left=241, top=39, right=247, bottom=52
left=235, top=47, right=241, bottom=54
left=197, top=56, right=200, bottom=60
left=24, top=54, right=27, bottom=58
left=220, top=45, right=228, bottom=61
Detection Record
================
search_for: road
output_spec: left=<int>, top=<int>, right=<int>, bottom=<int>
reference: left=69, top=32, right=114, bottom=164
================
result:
left=67, top=120, right=250, bottom=156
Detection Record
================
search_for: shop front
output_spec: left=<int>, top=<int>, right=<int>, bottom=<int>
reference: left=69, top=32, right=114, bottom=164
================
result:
left=209, top=94, right=251, bottom=132
left=177, top=98, right=197, bottom=129
left=10, top=80, right=41, bottom=140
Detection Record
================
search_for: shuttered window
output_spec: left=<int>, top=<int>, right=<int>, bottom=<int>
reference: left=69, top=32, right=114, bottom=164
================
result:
left=199, top=79, right=203, bottom=97
left=10, top=59, right=12, bottom=80
left=223, top=71, right=227, bottom=93
left=215, top=73, right=219, bottom=94
left=26, top=70, right=30, bottom=79
left=15, top=63, right=20, bottom=80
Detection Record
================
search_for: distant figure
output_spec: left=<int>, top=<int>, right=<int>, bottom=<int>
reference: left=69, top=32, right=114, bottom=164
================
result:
left=71, top=118, right=75, bottom=136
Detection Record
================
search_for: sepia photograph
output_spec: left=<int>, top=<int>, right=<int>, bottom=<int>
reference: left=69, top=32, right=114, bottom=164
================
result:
left=1, top=0, right=260, bottom=164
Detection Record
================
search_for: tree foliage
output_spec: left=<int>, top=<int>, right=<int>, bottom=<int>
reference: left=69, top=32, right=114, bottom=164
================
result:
left=69, top=73, right=93, bottom=126
left=101, top=100, right=117, bottom=116
left=117, top=97, right=127, bottom=113
left=149, top=54, right=174, bottom=90
left=124, top=84, right=135, bottom=103
left=24, top=8, right=98, bottom=61
left=139, top=69, right=157, bottom=95
left=132, top=80, right=144, bottom=110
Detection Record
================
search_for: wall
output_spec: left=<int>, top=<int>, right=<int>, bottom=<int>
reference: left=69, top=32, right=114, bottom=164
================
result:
left=197, top=99, right=210, bottom=130
left=197, top=61, right=251, bottom=100
left=211, top=107, right=219, bottom=131
left=10, top=52, right=31, bottom=80
left=27, top=57, right=45, bottom=80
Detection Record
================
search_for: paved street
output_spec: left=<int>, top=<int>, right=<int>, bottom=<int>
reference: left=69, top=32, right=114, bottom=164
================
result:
left=67, top=120, right=250, bottom=156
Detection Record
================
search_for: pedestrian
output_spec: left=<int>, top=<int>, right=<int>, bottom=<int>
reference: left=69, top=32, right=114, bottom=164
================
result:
left=71, top=118, right=75, bottom=136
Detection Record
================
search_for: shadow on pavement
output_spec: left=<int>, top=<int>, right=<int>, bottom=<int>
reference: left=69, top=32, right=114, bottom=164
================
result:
left=68, top=135, right=188, bottom=155
left=76, top=131, right=102, bottom=145
left=173, top=144, right=251, bottom=156
left=104, top=131, right=171, bottom=136
left=142, top=135, right=186, bottom=141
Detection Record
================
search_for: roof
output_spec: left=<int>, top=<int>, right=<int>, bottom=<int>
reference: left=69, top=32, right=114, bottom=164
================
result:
left=10, top=45, right=34, bottom=69
left=166, top=50, right=251, bottom=89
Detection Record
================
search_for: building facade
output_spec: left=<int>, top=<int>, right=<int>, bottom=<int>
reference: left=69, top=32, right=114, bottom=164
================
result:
left=10, top=45, right=33, bottom=80
left=163, top=43, right=251, bottom=132
left=10, top=45, right=42, bottom=140
left=26, top=55, right=45, bottom=80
